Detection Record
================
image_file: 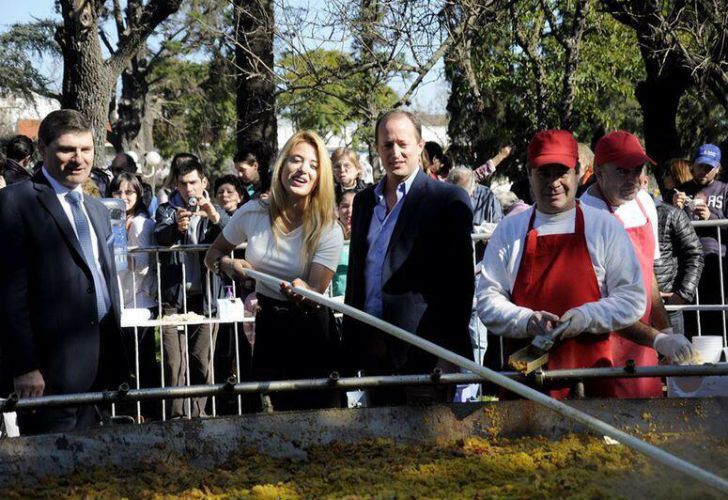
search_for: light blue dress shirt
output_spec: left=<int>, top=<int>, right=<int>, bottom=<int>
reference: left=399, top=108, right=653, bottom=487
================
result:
left=363, top=169, right=419, bottom=318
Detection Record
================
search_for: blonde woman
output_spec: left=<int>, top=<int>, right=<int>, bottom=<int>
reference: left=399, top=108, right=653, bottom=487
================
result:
left=205, top=130, right=344, bottom=411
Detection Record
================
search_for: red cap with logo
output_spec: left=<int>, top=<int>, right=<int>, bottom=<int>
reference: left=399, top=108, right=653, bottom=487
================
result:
left=527, top=130, right=578, bottom=169
left=594, top=130, right=655, bottom=168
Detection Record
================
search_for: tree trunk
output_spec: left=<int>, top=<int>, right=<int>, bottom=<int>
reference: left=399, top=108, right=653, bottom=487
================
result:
left=57, top=1, right=114, bottom=167
left=115, top=57, right=152, bottom=155
left=234, top=0, right=277, bottom=170
left=56, top=0, right=180, bottom=168
left=635, top=77, right=690, bottom=167
left=634, top=32, right=693, bottom=173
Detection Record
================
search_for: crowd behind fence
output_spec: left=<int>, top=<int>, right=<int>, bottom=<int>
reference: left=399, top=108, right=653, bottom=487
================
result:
left=2, top=220, right=727, bottom=426
left=92, top=219, right=728, bottom=423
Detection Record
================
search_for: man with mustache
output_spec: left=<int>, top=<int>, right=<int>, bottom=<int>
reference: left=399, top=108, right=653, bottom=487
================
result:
left=477, top=130, right=660, bottom=399
left=581, top=131, right=694, bottom=398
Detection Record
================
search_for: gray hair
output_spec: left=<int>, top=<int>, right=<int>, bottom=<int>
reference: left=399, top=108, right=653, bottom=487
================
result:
left=496, top=190, right=519, bottom=212
left=447, top=166, right=475, bottom=193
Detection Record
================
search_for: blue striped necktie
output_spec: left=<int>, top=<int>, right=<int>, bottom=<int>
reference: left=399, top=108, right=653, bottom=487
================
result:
left=66, top=190, right=110, bottom=320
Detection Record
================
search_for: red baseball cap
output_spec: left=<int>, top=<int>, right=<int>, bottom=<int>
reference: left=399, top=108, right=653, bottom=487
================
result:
left=594, top=131, right=655, bottom=168
left=527, top=130, right=578, bottom=169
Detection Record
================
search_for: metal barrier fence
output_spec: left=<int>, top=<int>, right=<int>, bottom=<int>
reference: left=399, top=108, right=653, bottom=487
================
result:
left=4, top=226, right=728, bottom=492
left=4, top=269, right=728, bottom=493
left=4, top=220, right=728, bottom=425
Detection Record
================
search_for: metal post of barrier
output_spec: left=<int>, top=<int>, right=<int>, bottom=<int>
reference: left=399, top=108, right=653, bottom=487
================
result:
left=696, top=287, right=703, bottom=336
left=129, top=255, right=142, bottom=422
left=181, top=260, right=192, bottom=419
left=230, top=251, right=243, bottom=415
left=205, top=268, right=216, bottom=417
left=155, top=250, right=166, bottom=421
left=718, top=226, right=727, bottom=344
left=241, top=268, right=728, bottom=495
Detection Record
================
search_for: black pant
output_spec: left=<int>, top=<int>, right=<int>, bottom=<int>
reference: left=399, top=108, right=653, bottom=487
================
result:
left=693, top=254, right=728, bottom=338
left=162, top=298, right=218, bottom=418
left=214, top=322, right=255, bottom=414
left=118, top=321, right=160, bottom=419
left=17, top=404, right=99, bottom=436
left=18, top=314, right=124, bottom=435
left=253, top=295, right=341, bottom=411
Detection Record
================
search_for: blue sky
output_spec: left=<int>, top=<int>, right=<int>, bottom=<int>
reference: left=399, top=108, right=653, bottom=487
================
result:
left=4, top=0, right=57, bottom=24
left=3, top=1, right=447, bottom=113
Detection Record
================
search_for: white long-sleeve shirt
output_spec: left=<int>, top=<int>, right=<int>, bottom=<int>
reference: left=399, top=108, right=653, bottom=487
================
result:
left=580, top=188, right=660, bottom=260
left=476, top=204, right=647, bottom=338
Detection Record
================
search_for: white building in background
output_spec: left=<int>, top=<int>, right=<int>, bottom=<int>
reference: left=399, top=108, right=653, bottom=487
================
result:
left=277, top=114, right=450, bottom=151
left=275, top=114, right=449, bottom=181
left=0, top=93, right=60, bottom=139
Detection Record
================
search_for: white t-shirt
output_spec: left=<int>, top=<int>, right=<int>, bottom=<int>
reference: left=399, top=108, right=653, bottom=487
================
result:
left=476, top=204, right=646, bottom=338
left=222, top=200, right=344, bottom=300
left=580, top=188, right=660, bottom=260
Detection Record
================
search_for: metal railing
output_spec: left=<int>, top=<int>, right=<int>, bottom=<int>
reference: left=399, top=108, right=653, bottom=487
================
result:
left=7, top=220, right=728, bottom=421
left=4, top=247, right=728, bottom=491
left=5, top=221, right=728, bottom=421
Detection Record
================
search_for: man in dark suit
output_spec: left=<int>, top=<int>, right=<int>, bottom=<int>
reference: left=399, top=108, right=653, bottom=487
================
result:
left=0, top=109, right=126, bottom=435
left=344, top=109, right=474, bottom=405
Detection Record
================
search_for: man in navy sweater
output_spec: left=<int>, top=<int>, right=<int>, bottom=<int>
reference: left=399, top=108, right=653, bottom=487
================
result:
left=673, top=144, right=728, bottom=336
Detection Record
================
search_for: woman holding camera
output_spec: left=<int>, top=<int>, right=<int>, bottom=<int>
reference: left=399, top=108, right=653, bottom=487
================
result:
left=205, top=131, right=344, bottom=411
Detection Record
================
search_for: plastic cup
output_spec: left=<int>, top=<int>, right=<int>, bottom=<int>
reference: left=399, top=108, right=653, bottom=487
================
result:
left=693, top=335, right=723, bottom=348
left=692, top=336, right=723, bottom=363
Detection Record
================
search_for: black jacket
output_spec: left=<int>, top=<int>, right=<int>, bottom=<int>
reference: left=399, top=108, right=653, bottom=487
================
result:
left=2, top=158, right=32, bottom=185
left=654, top=201, right=704, bottom=302
left=154, top=191, right=230, bottom=311
left=335, top=178, right=369, bottom=199
left=0, top=171, right=127, bottom=394
left=343, top=170, right=474, bottom=374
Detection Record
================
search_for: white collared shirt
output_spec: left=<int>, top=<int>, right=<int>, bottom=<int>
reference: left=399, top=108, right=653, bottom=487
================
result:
left=42, top=167, right=112, bottom=314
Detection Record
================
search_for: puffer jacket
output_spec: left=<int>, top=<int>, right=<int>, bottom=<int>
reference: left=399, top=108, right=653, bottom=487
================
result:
left=654, top=201, right=704, bottom=302
left=154, top=190, right=230, bottom=311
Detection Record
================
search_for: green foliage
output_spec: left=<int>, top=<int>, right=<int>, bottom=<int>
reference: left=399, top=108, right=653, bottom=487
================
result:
left=446, top=2, right=644, bottom=175
left=0, top=21, right=60, bottom=99
left=677, top=87, right=728, bottom=154
left=152, top=55, right=236, bottom=175
left=277, top=48, right=397, bottom=147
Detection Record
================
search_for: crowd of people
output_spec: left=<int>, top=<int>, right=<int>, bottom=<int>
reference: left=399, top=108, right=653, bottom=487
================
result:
left=0, top=107, right=726, bottom=435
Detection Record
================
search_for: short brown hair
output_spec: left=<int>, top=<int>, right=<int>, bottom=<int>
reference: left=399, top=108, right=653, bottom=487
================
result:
left=38, top=109, right=92, bottom=147
left=665, top=158, right=693, bottom=185
left=374, top=109, right=423, bottom=146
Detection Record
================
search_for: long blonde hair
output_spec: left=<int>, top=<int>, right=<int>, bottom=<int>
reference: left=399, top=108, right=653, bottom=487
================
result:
left=268, top=130, right=336, bottom=263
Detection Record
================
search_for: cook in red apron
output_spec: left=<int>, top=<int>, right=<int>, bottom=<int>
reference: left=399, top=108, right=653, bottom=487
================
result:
left=508, top=203, right=618, bottom=399
left=596, top=191, right=663, bottom=398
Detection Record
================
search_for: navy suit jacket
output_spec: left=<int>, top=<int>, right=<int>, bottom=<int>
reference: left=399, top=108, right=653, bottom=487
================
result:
left=0, top=171, right=125, bottom=395
left=343, top=170, right=474, bottom=374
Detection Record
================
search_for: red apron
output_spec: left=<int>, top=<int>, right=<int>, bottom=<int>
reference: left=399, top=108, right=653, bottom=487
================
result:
left=509, top=204, right=617, bottom=399
left=603, top=195, right=663, bottom=398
